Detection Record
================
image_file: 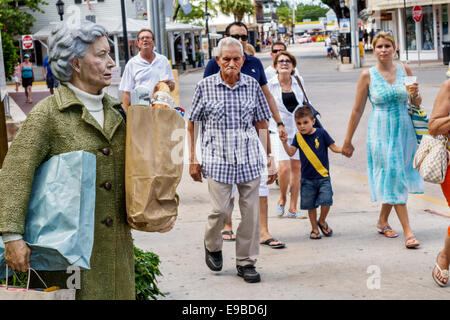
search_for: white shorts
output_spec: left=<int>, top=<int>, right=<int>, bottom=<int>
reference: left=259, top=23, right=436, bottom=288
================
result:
left=12, top=76, right=19, bottom=83
left=274, top=134, right=299, bottom=161
left=231, top=175, right=269, bottom=198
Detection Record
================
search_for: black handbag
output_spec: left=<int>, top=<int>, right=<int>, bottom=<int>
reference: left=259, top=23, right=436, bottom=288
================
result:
left=294, top=76, right=323, bottom=129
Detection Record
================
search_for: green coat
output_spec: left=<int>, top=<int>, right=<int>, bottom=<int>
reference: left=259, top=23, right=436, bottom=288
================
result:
left=0, top=84, right=135, bottom=300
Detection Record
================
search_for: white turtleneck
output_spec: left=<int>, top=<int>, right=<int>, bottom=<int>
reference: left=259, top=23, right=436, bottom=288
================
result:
left=1, top=83, right=106, bottom=244
left=66, top=82, right=105, bottom=128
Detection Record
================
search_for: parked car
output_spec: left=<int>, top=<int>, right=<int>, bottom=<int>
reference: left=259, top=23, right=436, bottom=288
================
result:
left=296, top=35, right=312, bottom=44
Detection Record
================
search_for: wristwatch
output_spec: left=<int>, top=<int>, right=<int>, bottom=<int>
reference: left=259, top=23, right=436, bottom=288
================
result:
left=277, top=122, right=285, bottom=127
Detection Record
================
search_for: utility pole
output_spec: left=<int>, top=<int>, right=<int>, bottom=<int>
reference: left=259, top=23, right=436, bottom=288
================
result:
left=292, top=0, right=296, bottom=44
left=350, top=0, right=360, bottom=68
left=205, top=0, right=212, bottom=59
left=158, top=0, right=167, bottom=57
left=120, top=0, right=129, bottom=63
left=403, top=0, right=408, bottom=62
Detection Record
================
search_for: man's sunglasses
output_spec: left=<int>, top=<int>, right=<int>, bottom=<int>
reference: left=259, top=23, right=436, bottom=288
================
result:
left=272, top=49, right=283, bottom=54
left=229, top=34, right=248, bottom=41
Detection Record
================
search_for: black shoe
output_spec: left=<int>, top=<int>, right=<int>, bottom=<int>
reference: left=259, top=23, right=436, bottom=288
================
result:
left=205, top=244, right=222, bottom=271
left=236, top=265, right=261, bottom=283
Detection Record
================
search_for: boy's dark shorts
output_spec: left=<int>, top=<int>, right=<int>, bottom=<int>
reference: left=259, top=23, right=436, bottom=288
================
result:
left=46, top=76, right=59, bottom=89
left=300, top=177, right=333, bottom=210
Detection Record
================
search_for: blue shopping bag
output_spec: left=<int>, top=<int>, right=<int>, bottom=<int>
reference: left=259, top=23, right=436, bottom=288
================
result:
left=0, top=151, right=96, bottom=279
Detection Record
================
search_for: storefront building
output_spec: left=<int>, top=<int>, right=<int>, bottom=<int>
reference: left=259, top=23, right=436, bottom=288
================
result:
left=367, top=0, right=449, bottom=62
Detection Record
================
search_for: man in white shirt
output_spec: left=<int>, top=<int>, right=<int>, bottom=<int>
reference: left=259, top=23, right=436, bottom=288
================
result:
left=265, top=41, right=301, bottom=82
left=119, top=29, right=175, bottom=110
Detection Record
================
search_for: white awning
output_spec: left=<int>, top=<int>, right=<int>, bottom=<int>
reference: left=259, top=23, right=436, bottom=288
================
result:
left=367, top=0, right=448, bottom=10
left=32, top=18, right=203, bottom=41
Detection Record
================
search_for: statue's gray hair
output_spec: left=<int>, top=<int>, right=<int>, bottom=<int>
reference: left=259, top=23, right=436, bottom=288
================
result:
left=217, top=37, right=243, bottom=58
left=48, top=21, right=108, bottom=82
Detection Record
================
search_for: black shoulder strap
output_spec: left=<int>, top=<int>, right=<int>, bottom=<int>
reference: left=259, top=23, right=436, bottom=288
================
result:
left=114, top=105, right=127, bottom=123
left=294, top=75, right=309, bottom=104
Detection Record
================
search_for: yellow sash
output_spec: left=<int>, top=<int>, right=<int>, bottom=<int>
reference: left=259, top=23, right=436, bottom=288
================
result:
left=296, top=132, right=329, bottom=178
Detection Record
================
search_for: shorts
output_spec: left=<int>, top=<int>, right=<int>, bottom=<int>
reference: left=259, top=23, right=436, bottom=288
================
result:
left=300, top=177, right=333, bottom=210
left=12, top=76, right=19, bottom=83
left=22, top=77, right=33, bottom=88
left=231, top=172, right=269, bottom=198
left=46, top=76, right=59, bottom=89
left=327, top=48, right=332, bottom=53
left=275, top=135, right=299, bottom=161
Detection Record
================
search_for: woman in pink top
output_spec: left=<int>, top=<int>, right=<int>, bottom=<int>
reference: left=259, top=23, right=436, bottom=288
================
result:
left=13, top=62, right=21, bottom=92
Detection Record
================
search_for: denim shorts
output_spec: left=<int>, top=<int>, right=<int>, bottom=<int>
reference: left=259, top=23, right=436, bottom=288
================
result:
left=300, top=177, right=333, bottom=210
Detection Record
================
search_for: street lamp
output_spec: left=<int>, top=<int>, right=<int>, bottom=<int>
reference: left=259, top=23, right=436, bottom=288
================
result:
left=205, top=0, right=212, bottom=60
left=56, top=0, right=65, bottom=21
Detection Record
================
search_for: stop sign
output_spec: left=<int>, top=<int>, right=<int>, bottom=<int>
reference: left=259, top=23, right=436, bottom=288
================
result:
left=413, top=6, right=423, bottom=23
left=22, top=35, right=34, bottom=50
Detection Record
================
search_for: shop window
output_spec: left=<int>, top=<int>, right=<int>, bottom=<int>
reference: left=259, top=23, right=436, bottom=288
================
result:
left=406, top=8, right=416, bottom=50
left=421, top=6, right=434, bottom=50
left=443, top=5, right=449, bottom=41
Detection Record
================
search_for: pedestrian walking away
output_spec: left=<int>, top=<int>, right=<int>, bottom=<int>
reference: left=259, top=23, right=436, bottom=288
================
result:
left=267, top=51, right=310, bottom=220
left=281, top=106, right=342, bottom=239
left=188, top=37, right=275, bottom=283
left=204, top=21, right=286, bottom=249
left=428, top=79, right=450, bottom=287
left=42, top=55, right=59, bottom=95
left=342, top=32, right=424, bottom=249
left=119, top=28, right=175, bottom=110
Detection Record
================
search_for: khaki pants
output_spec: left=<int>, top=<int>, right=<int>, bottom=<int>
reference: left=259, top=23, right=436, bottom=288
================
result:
left=205, top=177, right=261, bottom=266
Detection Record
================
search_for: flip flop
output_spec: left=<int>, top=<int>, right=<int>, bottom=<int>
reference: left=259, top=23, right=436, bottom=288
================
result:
left=260, top=238, right=286, bottom=249
left=405, top=235, right=420, bottom=249
left=310, top=231, right=321, bottom=240
left=432, top=253, right=449, bottom=287
left=221, top=230, right=236, bottom=242
left=318, top=220, right=333, bottom=237
left=377, top=225, right=399, bottom=238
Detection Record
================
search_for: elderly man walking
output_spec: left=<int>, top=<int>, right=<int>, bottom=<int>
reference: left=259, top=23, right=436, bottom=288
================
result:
left=188, top=37, right=274, bottom=283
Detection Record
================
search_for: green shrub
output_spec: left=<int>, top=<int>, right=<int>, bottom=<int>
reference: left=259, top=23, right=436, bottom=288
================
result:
left=134, top=246, right=165, bottom=300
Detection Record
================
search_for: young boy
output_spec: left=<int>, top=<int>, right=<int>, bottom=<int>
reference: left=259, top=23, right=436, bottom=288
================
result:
left=281, top=106, right=342, bottom=239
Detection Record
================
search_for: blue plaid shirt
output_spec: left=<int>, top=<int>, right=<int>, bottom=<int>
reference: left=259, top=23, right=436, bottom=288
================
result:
left=189, top=72, right=271, bottom=184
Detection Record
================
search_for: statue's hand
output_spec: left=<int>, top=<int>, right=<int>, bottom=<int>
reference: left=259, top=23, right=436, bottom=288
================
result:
left=5, top=239, right=31, bottom=273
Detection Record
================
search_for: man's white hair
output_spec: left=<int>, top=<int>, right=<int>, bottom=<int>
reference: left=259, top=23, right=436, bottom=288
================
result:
left=217, top=37, right=243, bottom=57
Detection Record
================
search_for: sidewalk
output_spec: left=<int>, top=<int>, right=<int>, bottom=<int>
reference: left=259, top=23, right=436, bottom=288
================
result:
left=133, top=161, right=450, bottom=300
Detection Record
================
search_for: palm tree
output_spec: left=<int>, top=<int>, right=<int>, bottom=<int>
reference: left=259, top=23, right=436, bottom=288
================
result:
left=218, top=0, right=254, bottom=22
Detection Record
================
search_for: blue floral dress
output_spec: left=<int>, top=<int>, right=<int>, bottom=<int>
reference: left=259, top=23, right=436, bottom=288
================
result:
left=367, top=63, right=424, bottom=204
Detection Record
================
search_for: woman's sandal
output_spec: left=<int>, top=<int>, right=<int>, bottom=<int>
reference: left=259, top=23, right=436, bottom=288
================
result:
left=309, top=231, right=321, bottom=240
left=405, top=235, right=420, bottom=248
left=377, top=225, right=399, bottom=238
left=432, top=253, right=449, bottom=287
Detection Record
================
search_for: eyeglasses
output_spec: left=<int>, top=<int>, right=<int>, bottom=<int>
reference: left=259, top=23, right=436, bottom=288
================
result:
left=272, top=49, right=283, bottom=54
left=277, top=59, right=292, bottom=64
left=229, top=34, right=248, bottom=41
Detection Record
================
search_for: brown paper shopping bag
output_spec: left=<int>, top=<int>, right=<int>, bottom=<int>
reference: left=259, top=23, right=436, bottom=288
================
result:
left=125, top=105, right=185, bottom=232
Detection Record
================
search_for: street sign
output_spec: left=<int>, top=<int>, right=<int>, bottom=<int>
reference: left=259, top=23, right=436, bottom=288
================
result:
left=413, top=6, right=423, bottom=23
left=22, top=35, right=34, bottom=50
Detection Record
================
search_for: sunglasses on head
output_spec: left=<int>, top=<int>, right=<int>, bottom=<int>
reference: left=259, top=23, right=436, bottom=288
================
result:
left=229, top=34, right=248, bottom=41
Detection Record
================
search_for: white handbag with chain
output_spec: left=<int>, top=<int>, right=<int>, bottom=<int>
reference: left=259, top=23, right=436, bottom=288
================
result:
left=413, top=134, right=448, bottom=184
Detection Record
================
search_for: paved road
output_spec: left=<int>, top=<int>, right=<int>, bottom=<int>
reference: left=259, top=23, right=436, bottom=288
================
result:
left=133, top=42, right=450, bottom=300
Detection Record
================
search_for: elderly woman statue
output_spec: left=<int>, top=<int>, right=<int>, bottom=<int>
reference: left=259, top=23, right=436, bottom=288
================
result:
left=0, top=21, right=174, bottom=300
